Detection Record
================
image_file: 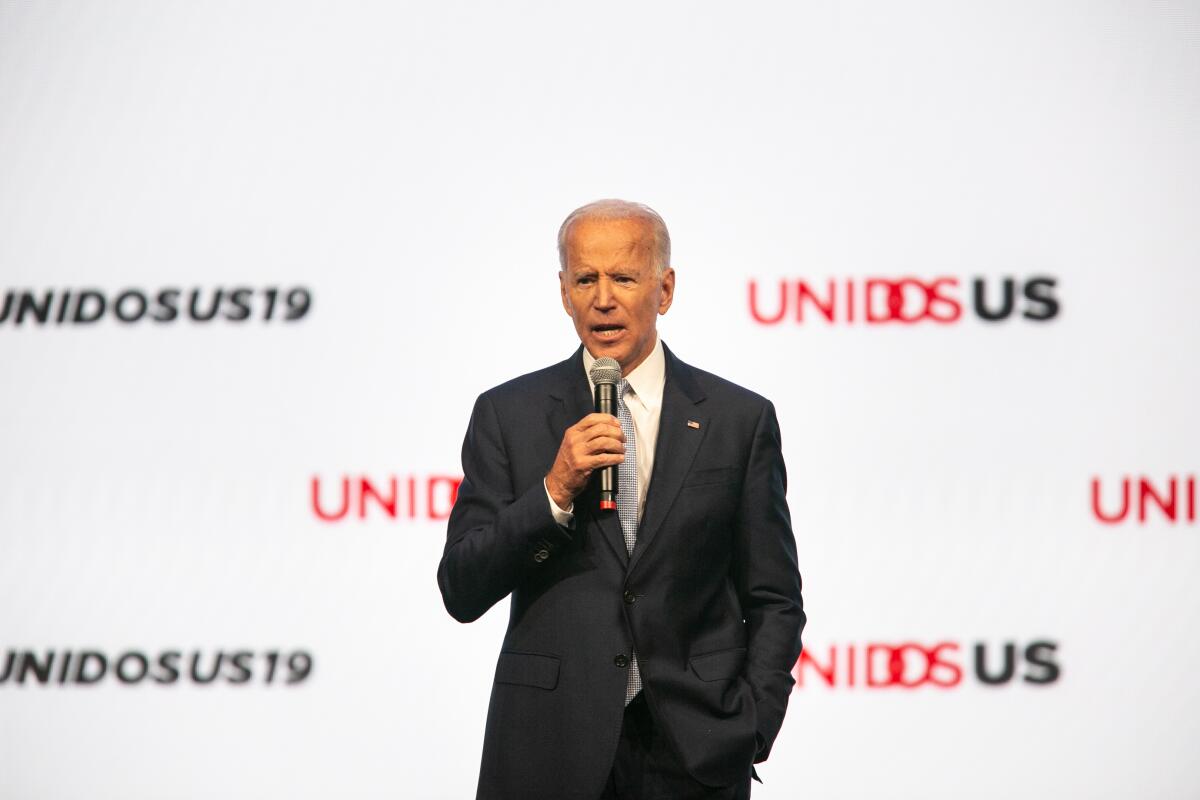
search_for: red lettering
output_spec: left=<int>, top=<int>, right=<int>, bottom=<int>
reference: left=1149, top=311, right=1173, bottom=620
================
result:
left=748, top=280, right=787, bottom=324
left=1139, top=476, right=1178, bottom=522
left=927, top=277, right=962, bottom=322
left=359, top=477, right=398, bottom=519
left=865, top=644, right=893, bottom=687
left=796, top=647, right=836, bottom=687
left=796, top=279, right=835, bottom=323
left=1092, top=476, right=1129, bottom=523
left=794, top=642, right=965, bottom=689
left=310, top=473, right=464, bottom=523
left=748, top=276, right=969, bottom=325
left=865, top=279, right=894, bottom=323
left=311, top=476, right=350, bottom=522
left=427, top=475, right=462, bottom=520
left=928, top=642, right=962, bottom=687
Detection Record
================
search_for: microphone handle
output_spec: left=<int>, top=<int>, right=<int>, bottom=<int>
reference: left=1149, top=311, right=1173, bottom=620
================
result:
left=595, top=383, right=618, bottom=511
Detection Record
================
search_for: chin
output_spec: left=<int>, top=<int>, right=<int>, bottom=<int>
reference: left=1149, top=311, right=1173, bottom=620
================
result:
left=586, top=337, right=623, bottom=356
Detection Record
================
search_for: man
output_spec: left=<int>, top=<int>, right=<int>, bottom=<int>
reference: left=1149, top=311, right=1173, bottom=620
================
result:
left=438, top=200, right=804, bottom=800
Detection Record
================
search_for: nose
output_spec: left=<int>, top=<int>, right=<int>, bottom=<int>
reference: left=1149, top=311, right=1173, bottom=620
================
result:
left=594, top=277, right=616, bottom=310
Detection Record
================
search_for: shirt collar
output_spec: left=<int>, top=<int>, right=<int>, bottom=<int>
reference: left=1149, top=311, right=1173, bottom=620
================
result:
left=582, top=335, right=666, bottom=411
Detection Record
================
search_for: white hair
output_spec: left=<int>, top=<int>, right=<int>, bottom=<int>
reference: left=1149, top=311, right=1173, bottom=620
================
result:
left=556, top=199, right=671, bottom=276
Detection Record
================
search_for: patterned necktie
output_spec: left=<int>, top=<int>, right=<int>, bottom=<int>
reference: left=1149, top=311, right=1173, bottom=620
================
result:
left=617, top=380, right=642, bottom=704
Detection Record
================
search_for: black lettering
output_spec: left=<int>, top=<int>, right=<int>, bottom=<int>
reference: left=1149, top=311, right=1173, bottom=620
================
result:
left=74, top=651, right=106, bottom=684
left=0, top=286, right=312, bottom=326
left=262, top=288, right=278, bottom=321
left=188, top=288, right=223, bottom=322
left=286, top=651, right=313, bottom=684
left=973, top=642, right=1016, bottom=685
left=114, top=290, right=149, bottom=323
left=15, top=291, right=53, bottom=325
left=115, top=652, right=149, bottom=684
left=153, top=289, right=180, bottom=322
left=224, top=288, right=252, bottom=321
left=154, top=651, right=181, bottom=684
left=284, top=287, right=311, bottom=321
left=73, top=291, right=106, bottom=323
left=1022, top=276, right=1059, bottom=320
left=264, top=650, right=279, bottom=684
left=972, top=277, right=1015, bottom=322
left=1023, top=640, right=1060, bottom=684
left=189, top=651, right=223, bottom=684
left=18, top=650, right=55, bottom=684
left=0, top=649, right=15, bottom=682
left=228, top=651, right=253, bottom=683
left=57, top=651, right=73, bottom=683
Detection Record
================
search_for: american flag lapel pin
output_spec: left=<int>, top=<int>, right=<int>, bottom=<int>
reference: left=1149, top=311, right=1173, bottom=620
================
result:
left=687, top=420, right=700, bottom=429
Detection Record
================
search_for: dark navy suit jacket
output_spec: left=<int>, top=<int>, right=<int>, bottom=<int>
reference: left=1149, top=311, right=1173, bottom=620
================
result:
left=438, top=343, right=805, bottom=800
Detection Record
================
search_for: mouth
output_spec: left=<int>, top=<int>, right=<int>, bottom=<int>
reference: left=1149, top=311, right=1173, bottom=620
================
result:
left=591, top=324, right=626, bottom=341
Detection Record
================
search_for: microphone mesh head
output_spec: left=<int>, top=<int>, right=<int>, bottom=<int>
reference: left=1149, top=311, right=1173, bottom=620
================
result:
left=589, top=357, right=622, bottom=386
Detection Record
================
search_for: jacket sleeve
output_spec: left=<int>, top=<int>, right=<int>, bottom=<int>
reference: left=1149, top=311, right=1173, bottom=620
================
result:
left=732, top=399, right=806, bottom=763
left=437, top=392, right=572, bottom=623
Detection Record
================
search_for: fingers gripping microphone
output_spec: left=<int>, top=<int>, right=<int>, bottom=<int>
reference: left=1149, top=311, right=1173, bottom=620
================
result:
left=589, top=358, right=622, bottom=511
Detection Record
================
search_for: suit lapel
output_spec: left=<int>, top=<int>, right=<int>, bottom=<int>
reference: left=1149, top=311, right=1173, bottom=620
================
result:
left=548, top=347, right=629, bottom=563
left=628, top=345, right=707, bottom=575
left=547, top=347, right=591, bottom=445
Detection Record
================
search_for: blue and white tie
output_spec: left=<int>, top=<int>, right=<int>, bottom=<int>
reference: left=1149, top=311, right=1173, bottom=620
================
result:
left=617, top=380, right=642, bottom=704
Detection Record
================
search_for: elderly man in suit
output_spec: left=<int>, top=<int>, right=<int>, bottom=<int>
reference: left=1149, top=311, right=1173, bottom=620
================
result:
left=438, top=199, right=804, bottom=800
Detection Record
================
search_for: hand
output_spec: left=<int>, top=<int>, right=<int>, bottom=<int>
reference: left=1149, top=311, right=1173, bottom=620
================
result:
left=545, top=413, right=625, bottom=508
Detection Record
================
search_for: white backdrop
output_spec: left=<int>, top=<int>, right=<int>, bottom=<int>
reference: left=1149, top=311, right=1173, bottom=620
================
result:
left=2, top=2, right=1199, bottom=798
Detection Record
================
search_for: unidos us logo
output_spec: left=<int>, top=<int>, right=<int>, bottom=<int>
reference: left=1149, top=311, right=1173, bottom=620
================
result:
left=795, top=639, right=1061, bottom=689
left=749, top=275, right=1059, bottom=325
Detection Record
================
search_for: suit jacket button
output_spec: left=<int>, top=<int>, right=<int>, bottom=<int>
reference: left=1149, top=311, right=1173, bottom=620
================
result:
left=614, top=654, right=629, bottom=668
left=623, top=590, right=636, bottom=605
left=533, top=549, right=549, bottom=563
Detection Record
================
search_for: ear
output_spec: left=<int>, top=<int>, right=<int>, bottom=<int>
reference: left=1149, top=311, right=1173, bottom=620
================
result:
left=657, top=267, right=676, bottom=315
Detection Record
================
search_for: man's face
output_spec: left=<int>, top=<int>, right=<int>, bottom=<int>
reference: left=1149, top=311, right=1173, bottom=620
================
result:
left=560, top=216, right=675, bottom=374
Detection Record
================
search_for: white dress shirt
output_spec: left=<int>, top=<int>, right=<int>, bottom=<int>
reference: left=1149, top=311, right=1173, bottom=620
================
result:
left=545, top=336, right=666, bottom=527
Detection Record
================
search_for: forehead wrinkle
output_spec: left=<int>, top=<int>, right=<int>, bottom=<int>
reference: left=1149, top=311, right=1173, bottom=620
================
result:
left=622, top=238, right=652, bottom=262
left=575, top=242, right=653, bottom=270
left=565, top=220, right=656, bottom=275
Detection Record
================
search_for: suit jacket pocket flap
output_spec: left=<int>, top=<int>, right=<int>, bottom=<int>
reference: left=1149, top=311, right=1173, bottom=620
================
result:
left=689, top=647, right=747, bottom=681
left=495, top=651, right=560, bottom=690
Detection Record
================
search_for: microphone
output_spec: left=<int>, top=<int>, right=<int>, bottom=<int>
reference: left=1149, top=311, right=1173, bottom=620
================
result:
left=589, top=357, right=622, bottom=511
